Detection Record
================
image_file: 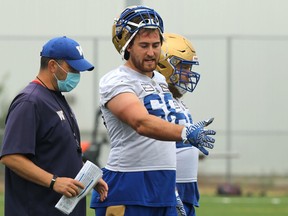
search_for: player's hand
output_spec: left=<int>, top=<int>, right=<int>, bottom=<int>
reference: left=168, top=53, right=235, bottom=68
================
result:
left=94, top=178, right=108, bottom=202
left=182, top=118, right=216, bottom=156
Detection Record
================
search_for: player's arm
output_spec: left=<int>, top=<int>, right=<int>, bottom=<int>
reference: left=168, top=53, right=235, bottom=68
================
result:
left=106, top=92, right=184, bottom=141
left=0, top=154, right=84, bottom=197
left=107, top=92, right=216, bottom=155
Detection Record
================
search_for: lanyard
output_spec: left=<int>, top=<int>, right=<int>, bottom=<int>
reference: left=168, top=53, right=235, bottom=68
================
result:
left=35, top=77, right=82, bottom=153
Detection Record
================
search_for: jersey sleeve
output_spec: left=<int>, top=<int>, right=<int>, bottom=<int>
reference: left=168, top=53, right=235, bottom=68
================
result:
left=0, top=100, right=38, bottom=158
left=99, top=70, right=136, bottom=106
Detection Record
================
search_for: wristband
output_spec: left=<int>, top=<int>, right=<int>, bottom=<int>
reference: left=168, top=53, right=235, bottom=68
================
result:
left=181, top=127, right=188, bottom=144
left=49, top=174, right=58, bottom=190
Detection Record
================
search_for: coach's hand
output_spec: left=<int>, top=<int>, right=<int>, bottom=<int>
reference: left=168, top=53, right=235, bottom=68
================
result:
left=53, top=177, right=84, bottom=198
left=181, top=118, right=216, bottom=156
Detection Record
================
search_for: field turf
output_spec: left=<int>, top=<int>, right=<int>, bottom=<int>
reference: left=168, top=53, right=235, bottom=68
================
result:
left=1, top=193, right=287, bottom=216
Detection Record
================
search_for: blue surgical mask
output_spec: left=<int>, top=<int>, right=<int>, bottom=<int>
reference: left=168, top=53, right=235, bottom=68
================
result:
left=55, top=63, right=80, bottom=92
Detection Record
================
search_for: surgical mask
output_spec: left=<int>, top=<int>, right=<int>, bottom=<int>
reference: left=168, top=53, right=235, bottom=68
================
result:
left=55, top=63, right=80, bottom=92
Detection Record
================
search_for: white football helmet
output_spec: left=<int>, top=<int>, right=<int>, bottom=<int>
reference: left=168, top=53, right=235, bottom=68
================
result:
left=112, top=5, right=164, bottom=60
left=157, top=33, right=200, bottom=93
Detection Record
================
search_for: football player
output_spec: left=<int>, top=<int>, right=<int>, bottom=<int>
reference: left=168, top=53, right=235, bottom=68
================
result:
left=90, top=6, right=215, bottom=216
left=157, top=33, right=204, bottom=216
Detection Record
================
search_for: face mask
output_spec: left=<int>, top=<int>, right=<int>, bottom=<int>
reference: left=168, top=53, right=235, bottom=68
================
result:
left=55, top=63, right=80, bottom=92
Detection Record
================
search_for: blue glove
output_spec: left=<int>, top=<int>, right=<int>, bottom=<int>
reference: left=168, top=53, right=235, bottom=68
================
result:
left=181, top=118, right=216, bottom=156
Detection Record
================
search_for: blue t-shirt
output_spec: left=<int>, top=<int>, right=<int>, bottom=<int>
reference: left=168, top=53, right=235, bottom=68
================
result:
left=0, top=82, right=85, bottom=216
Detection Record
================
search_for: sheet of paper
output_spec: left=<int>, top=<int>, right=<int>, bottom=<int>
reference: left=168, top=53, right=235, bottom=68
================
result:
left=55, top=160, right=103, bottom=215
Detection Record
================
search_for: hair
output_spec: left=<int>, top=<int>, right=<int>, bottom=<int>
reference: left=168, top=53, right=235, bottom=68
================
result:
left=40, top=57, right=63, bottom=70
left=124, top=28, right=163, bottom=60
left=40, top=57, right=51, bottom=69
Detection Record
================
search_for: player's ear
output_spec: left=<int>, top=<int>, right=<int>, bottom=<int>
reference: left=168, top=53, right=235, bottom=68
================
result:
left=48, top=60, right=58, bottom=74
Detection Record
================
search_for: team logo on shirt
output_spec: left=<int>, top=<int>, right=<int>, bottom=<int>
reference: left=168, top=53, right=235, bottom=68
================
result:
left=141, top=83, right=155, bottom=92
left=159, top=83, right=170, bottom=92
left=56, top=110, right=65, bottom=121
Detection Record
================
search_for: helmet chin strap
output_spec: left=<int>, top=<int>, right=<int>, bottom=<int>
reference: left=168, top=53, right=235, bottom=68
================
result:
left=120, top=30, right=139, bottom=60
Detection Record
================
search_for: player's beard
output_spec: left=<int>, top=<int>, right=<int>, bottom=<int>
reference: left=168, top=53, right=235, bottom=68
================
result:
left=130, top=54, right=158, bottom=73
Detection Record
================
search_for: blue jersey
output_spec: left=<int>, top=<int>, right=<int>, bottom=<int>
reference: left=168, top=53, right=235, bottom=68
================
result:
left=0, top=82, right=85, bottom=216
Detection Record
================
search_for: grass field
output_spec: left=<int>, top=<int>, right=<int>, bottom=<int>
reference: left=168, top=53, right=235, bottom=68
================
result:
left=86, top=194, right=288, bottom=216
left=196, top=195, right=288, bottom=216
left=1, top=193, right=288, bottom=215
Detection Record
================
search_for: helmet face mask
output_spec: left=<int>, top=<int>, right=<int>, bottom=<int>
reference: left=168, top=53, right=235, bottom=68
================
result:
left=112, top=5, right=164, bottom=59
left=168, top=56, right=200, bottom=93
left=157, top=33, right=200, bottom=93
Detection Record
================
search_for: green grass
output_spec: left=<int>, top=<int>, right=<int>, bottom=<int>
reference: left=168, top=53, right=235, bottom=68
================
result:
left=197, top=195, right=288, bottom=216
left=86, top=195, right=288, bottom=216
left=86, top=194, right=95, bottom=216
left=1, top=193, right=288, bottom=216
left=0, top=192, right=3, bottom=215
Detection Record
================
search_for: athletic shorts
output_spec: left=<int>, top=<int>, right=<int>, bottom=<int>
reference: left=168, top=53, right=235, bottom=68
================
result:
left=95, top=205, right=178, bottom=216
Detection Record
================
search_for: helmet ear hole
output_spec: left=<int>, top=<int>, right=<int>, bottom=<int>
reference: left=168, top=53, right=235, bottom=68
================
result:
left=157, top=62, right=166, bottom=69
left=170, top=74, right=179, bottom=83
left=124, top=50, right=130, bottom=60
